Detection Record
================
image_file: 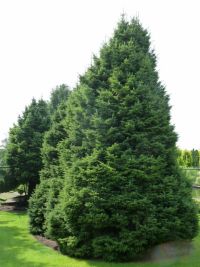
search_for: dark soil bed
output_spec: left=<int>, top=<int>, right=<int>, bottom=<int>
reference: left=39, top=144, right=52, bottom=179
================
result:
left=34, top=235, right=59, bottom=251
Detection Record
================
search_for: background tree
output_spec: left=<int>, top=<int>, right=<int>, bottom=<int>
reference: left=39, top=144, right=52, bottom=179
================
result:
left=177, top=148, right=184, bottom=166
left=35, top=17, right=198, bottom=261
left=183, top=150, right=192, bottom=167
left=6, top=99, right=50, bottom=196
left=41, top=85, right=71, bottom=180
left=177, top=149, right=200, bottom=168
left=29, top=86, right=70, bottom=234
left=191, top=149, right=199, bottom=167
left=0, top=144, right=13, bottom=193
left=49, top=84, right=70, bottom=115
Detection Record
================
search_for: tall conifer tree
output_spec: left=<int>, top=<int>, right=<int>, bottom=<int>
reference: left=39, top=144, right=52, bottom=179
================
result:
left=30, top=17, right=198, bottom=261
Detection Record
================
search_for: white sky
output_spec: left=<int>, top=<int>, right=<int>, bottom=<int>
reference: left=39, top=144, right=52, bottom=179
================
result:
left=0, top=0, right=199, bottom=149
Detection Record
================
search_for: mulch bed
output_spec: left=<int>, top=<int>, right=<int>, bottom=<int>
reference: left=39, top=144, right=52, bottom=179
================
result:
left=34, top=235, right=59, bottom=251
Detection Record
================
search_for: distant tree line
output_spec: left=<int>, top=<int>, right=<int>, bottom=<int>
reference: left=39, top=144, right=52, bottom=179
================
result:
left=177, top=149, right=200, bottom=168
left=0, top=17, right=198, bottom=261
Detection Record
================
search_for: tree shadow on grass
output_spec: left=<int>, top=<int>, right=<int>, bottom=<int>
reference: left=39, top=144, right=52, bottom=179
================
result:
left=0, top=215, right=142, bottom=267
left=83, top=241, right=194, bottom=267
left=0, top=214, right=70, bottom=267
left=0, top=225, right=50, bottom=267
left=0, top=220, right=11, bottom=224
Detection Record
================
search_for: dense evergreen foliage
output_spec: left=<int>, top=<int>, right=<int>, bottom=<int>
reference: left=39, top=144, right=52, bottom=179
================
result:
left=29, top=86, right=70, bottom=234
left=5, top=99, right=50, bottom=196
left=41, top=84, right=71, bottom=181
left=29, top=17, right=198, bottom=262
left=49, top=84, right=70, bottom=115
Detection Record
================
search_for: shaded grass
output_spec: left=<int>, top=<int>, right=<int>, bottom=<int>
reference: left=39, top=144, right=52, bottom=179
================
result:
left=0, top=211, right=200, bottom=267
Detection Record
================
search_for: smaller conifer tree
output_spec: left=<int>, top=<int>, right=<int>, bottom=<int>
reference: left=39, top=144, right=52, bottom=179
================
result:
left=6, top=99, right=50, bottom=196
left=29, top=86, right=70, bottom=234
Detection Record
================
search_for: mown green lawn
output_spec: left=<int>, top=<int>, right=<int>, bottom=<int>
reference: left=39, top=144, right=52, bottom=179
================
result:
left=0, top=211, right=200, bottom=267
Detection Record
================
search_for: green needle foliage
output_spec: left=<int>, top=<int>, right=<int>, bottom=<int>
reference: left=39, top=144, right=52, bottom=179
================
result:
left=49, top=84, right=71, bottom=115
left=29, top=85, right=70, bottom=235
left=29, top=17, right=198, bottom=262
left=6, top=99, right=50, bottom=196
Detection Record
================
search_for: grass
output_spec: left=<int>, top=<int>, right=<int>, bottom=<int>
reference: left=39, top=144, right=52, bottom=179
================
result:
left=0, top=211, right=200, bottom=267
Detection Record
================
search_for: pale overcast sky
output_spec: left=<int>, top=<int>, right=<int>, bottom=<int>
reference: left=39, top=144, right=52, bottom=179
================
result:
left=0, top=0, right=199, bottom=149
